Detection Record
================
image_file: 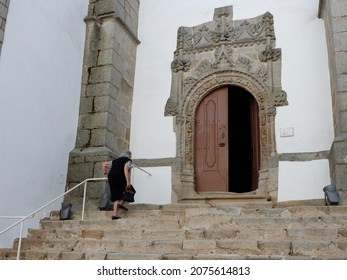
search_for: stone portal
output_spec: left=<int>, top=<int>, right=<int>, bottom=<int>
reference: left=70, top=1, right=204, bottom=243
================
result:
left=165, top=6, right=288, bottom=202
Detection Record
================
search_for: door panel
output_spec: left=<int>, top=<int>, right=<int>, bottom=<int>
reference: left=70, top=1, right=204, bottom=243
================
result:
left=195, top=87, right=228, bottom=192
left=250, top=97, right=260, bottom=191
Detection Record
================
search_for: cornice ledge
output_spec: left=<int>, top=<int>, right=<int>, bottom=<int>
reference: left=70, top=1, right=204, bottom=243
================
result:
left=84, top=13, right=141, bottom=45
left=318, top=0, right=326, bottom=19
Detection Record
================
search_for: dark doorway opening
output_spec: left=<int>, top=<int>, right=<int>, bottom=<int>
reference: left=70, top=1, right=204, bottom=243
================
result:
left=228, top=86, right=259, bottom=193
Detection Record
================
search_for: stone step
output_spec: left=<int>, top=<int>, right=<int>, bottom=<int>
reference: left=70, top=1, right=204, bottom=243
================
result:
left=40, top=215, right=347, bottom=234
left=27, top=228, right=188, bottom=241
left=2, top=203, right=347, bottom=260
left=39, top=216, right=183, bottom=230
left=27, top=225, right=347, bottom=242
left=4, top=248, right=346, bottom=260
left=3, top=239, right=347, bottom=260
left=54, top=205, right=347, bottom=221
left=49, top=205, right=347, bottom=228
left=179, top=194, right=272, bottom=206
left=11, top=237, right=347, bottom=259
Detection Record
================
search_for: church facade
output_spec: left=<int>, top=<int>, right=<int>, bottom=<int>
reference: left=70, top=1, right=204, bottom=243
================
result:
left=0, top=0, right=346, bottom=246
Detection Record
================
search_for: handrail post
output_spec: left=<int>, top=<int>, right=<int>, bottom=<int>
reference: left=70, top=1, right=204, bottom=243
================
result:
left=81, top=181, right=88, bottom=221
left=0, top=177, right=109, bottom=259
left=17, top=221, right=24, bottom=260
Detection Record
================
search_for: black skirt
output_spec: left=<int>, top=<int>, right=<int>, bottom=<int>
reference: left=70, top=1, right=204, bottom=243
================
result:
left=107, top=157, right=132, bottom=202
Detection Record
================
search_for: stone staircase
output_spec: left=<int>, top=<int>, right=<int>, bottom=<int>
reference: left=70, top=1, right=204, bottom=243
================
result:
left=1, top=201, right=347, bottom=260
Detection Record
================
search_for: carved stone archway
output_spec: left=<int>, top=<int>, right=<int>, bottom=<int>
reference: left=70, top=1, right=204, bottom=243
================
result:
left=165, top=6, right=287, bottom=202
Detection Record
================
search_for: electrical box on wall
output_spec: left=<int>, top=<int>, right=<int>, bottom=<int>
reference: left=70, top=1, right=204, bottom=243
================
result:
left=280, top=127, right=294, bottom=137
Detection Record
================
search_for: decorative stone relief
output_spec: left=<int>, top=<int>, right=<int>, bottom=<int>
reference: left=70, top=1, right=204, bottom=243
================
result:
left=214, top=45, right=234, bottom=67
left=171, top=58, right=191, bottom=72
left=164, top=97, right=178, bottom=116
left=273, top=89, right=288, bottom=106
left=259, top=46, right=281, bottom=62
left=165, top=5, right=288, bottom=200
left=195, top=60, right=213, bottom=77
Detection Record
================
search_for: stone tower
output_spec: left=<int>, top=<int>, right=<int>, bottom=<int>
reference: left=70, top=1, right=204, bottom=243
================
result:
left=65, top=0, right=140, bottom=208
left=0, top=0, right=10, bottom=56
left=319, top=0, right=347, bottom=204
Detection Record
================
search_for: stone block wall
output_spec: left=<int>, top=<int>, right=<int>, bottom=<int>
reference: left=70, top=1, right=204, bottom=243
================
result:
left=319, top=0, right=347, bottom=203
left=66, top=0, right=140, bottom=208
left=0, top=0, right=10, bottom=56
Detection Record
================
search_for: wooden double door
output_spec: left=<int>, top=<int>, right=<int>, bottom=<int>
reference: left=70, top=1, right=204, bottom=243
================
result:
left=195, top=86, right=260, bottom=193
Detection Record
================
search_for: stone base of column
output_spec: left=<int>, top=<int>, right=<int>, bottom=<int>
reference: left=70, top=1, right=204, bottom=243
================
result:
left=329, top=135, right=347, bottom=205
left=64, top=146, right=116, bottom=210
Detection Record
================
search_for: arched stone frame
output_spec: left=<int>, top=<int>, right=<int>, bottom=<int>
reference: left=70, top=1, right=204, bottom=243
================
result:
left=176, top=70, right=275, bottom=198
left=165, top=6, right=288, bottom=202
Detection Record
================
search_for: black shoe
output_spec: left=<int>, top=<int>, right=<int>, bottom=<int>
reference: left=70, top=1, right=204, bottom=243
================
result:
left=118, top=204, right=128, bottom=211
left=111, top=216, right=121, bottom=220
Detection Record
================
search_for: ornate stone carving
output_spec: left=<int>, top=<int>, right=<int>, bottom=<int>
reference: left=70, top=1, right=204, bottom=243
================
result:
left=213, top=20, right=233, bottom=43
left=184, top=76, right=198, bottom=91
left=273, top=89, right=288, bottom=106
left=195, top=60, right=213, bottom=77
left=171, top=58, right=191, bottom=72
left=164, top=97, right=178, bottom=116
left=255, top=65, right=268, bottom=82
left=177, top=27, right=193, bottom=49
left=236, top=55, right=252, bottom=71
left=166, top=6, right=287, bottom=200
left=193, top=25, right=214, bottom=47
left=267, top=107, right=277, bottom=117
left=214, top=6, right=233, bottom=20
left=175, top=116, right=186, bottom=126
left=213, top=45, right=234, bottom=67
left=259, top=46, right=281, bottom=62
left=177, top=9, right=276, bottom=53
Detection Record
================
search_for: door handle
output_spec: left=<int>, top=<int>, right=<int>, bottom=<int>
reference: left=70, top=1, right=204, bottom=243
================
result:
left=219, top=143, right=225, bottom=147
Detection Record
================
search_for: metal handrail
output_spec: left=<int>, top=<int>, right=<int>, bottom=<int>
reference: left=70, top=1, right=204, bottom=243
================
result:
left=0, top=177, right=107, bottom=259
left=0, top=216, right=34, bottom=260
left=133, top=164, right=152, bottom=176
left=0, top=164, right=152, bottom=259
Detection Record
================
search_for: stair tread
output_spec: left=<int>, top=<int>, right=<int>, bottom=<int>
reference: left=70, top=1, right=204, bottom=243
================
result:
left=2, top=203, right=347, bottom=260
left=2, top=247, right=347, bottom=260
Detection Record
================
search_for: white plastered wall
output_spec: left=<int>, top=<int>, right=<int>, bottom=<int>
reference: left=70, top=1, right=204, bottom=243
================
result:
left=278, top=160, right=331, bottom=201
left=131, top=167, right=172, bottom=205
left=274, top=0, right=334, bottom=202
left=130, top=0, right=334, bottom=204
left=0, top=0, right=88, bottom=247
left=0, top=0, right=334, bottom=248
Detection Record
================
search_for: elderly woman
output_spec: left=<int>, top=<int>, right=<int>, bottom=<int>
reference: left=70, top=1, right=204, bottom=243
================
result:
left=103, top=150, right=133, bottom=220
